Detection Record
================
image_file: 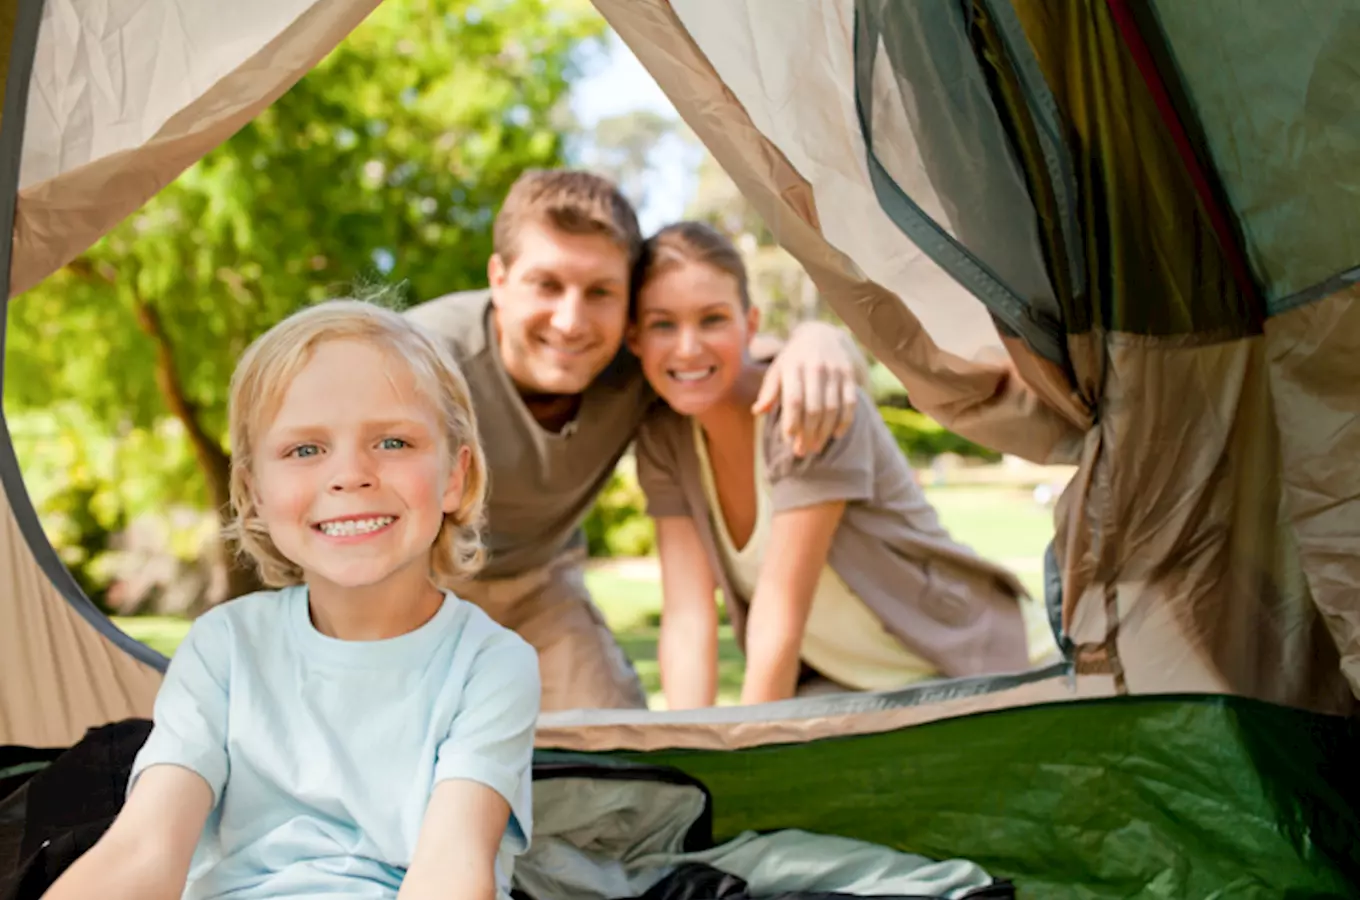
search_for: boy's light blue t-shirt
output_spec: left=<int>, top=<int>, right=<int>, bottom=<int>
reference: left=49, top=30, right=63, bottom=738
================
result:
left=128, top=585, right=541, bottom=900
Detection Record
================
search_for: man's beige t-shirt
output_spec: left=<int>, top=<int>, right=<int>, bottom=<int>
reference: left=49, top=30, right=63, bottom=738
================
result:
left=405, top=289, right=655, bottom=580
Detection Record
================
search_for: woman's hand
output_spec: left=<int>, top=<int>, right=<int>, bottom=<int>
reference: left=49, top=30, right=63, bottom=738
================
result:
left=753, top=322, right=863, bottom=457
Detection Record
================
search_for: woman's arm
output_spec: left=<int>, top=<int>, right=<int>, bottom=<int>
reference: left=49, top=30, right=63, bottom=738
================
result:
left=655, top=516, right=721, bottom=710
left=740, top=501, right=847, bottom=705
left=398, top=780, right=509, bottom=900
left=42, top=765, right=215, bottom=900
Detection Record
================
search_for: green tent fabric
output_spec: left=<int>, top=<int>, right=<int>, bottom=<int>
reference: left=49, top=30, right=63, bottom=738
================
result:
left=573, top=696, right=1360, bottom=899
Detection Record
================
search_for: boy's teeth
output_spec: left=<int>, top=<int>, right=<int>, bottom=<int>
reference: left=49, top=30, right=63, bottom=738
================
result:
left=319, top=516, right=393, bottom=537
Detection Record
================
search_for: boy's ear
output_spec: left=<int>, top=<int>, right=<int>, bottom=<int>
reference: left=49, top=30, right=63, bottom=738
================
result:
left=443, top=444, right=473, bottom=515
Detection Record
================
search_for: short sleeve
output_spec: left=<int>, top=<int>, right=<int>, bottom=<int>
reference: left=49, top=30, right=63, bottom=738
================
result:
left=434, top=634, right=540, bottom=855
left=766, top=388, right=877, bottom=512
left=128, top=610, right=232, bottom=805
left=634, top=410, right=689, bottom=519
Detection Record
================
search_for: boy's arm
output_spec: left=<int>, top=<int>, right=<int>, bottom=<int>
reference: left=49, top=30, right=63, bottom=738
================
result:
left=41, top=764, right=214, bottom=900
left=403, top=635, right=540, bottom=900
left=397, top=780, right=510, bottom=900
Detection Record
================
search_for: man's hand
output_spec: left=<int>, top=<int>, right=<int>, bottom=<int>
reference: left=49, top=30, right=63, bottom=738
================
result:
left=753, top=321, right=861, bottom=456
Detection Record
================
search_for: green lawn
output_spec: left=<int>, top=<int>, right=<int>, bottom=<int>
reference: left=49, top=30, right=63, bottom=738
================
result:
left=113, top=484, right=1054, bottom=708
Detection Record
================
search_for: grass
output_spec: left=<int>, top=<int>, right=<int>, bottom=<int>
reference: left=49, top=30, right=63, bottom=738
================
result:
left=112, top=483, right=1055, bottom=708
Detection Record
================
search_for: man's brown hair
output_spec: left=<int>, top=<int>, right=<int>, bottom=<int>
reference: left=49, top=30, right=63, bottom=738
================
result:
left=493, top=169, right=643, bottom=267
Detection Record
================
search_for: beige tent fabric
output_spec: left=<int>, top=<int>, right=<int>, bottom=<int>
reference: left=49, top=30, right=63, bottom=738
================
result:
left=663, top=0, right=1006, bottom=365
left=534, top=672, right=1115, bottom=753
left=1054, top=332, right=1356, bottom=715
left=1268, top=282, right=1360, bottom=698
left=10, top=0, right=381, bottom=296
left=593, top=0, right=1086, bottom=466
left=0, top=480, right=161, bottom=749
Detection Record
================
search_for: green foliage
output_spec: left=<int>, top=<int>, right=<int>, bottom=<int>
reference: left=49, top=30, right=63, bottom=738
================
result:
left=7, top=0, right=606, bottom=435
left=878, top=406, right=1001, bottom=465
left=3, top=0, right=608, bottom=591
left=582, top=457, right=656, bottom=558
left=9, top=406, right=207, bottom=610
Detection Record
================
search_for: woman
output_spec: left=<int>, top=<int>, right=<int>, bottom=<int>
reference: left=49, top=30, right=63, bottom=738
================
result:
left=629, top=222, right=1058, bottom=709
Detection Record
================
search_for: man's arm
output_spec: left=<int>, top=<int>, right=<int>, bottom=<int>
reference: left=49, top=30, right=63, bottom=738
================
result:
left=398, top=780, right=510, bottom=900
left=753, top=322, right=866, bottom=458
left=42, top=765, right=215, bottom=900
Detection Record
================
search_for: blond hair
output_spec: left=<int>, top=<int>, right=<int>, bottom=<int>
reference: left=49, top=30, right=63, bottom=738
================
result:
left=224, top=298, right=488, bottom=588
left=494, top=169, right=643, bottom=268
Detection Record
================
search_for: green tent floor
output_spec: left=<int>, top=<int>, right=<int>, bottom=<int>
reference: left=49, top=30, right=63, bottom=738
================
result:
left=541, top=694, right=1360, bottom=899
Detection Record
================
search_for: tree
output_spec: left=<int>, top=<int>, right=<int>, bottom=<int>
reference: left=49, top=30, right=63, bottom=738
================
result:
left=4, top=0, right=607, bottom=610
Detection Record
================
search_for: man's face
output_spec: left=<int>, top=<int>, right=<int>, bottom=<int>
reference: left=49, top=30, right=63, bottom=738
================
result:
left=488, top=222, right=631, bottom=396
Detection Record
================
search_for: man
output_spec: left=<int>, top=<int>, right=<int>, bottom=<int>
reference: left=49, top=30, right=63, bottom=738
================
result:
left=405, top=170, right=861, bottom=712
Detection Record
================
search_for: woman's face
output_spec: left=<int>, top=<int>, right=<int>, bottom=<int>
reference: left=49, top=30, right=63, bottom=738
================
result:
left=629, top=260, right=759, bottom=416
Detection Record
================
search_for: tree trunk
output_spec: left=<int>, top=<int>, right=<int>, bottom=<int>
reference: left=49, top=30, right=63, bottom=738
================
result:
left=132, top=296, right=263, bottom=608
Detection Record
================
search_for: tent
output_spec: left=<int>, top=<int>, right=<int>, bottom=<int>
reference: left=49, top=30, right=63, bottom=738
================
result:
left=2, top=0, right=1359, bottom=896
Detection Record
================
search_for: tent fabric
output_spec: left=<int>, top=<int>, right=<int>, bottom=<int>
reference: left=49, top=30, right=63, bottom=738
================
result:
left=852, top=0, right=1066, bottom=363
left=594, top=0, right=1359, bottom=713
left=0, top=478, right=160, bottom=747
left=532, top=668, right=1112, bottom=755
left=655, top=1, right=1014, bottom=370
left=600, top=696, right=1360, bottom=900
left=1142, top=0, right=1360, bottom=311
left=9, top=0, right=380, bottom=297
left=1268, top=282, right=1360, bottom=696
left=592, top=0, right=1089, bottom=468
left=1055, top=330, right=1353, bottom=713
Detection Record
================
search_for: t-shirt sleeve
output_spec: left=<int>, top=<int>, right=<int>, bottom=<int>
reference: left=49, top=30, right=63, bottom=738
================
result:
left=766, top=389, right=878, bottom=512
left=434, top=634, right=540, bottom=854
left=634, top=412, right=689, bottom=519
left=128, top=611, right=232, bottom=805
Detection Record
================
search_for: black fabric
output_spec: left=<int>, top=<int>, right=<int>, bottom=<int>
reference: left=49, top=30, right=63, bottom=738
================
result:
left=17, top=718, right=150, bottom=860
left=621, top=864, right=1015, bottom=900
left=638, top=863, right=751, bottom=900
left=0, top=718, right=151, bottom=900
left=0, top=747, right=62, bottom=803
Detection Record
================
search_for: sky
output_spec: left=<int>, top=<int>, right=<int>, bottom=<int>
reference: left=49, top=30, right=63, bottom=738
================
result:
left=567, top=31, right=699, bottom=233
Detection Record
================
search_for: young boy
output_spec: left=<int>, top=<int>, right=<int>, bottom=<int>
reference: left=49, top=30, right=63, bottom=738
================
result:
left=41, top=300, right=539, bottom=900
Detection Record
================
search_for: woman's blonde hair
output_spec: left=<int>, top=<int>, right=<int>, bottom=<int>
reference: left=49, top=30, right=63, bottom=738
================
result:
left=224, top=298, right=488, bottom=588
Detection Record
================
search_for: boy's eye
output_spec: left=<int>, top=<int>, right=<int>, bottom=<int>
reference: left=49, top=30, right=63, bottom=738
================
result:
left=290, top=444, right=320, bottom=458
left=379, top=437, right=409, bottom=450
